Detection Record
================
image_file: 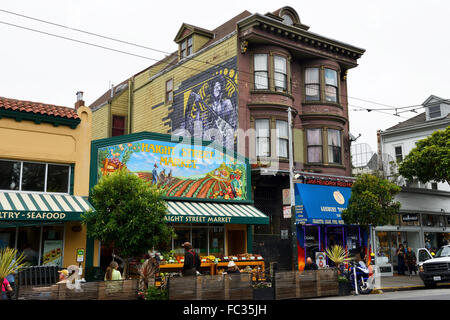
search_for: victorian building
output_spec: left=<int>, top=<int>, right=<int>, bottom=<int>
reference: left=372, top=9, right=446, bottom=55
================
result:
left=89, top=6, right=365, bottom=270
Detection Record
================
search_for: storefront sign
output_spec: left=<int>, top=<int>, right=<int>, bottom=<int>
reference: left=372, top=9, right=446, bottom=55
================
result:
left=282, top=189, right=291, bottom=205
left=165, top=215, right=233, bottom=224
left=96, top=137, right=248, bottom=202
left=305, top=178, right=353, bottom=188
left=402, top=213, right=418, bottom=222
left=294, top=184, right=351, bottom=225
left=0, top=211, right=78, bottom=221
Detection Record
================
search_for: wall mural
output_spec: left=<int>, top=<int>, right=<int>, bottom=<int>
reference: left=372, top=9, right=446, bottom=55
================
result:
left=97, top=138, right=248, bottom=201
left=170, top=57, right=238, bottom=151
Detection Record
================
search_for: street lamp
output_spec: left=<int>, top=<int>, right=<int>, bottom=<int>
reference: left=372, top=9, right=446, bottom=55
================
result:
left=288, top=107, right=298, bottom=271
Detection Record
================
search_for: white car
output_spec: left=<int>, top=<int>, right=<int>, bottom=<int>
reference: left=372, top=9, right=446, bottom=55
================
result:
left=417, top=245, right=450, bottom=288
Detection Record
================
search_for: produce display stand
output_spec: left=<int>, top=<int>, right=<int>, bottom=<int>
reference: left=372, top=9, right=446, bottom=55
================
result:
left=215, top=260, right=265, bottom=274
left=159, top=262, right=215, bottom=275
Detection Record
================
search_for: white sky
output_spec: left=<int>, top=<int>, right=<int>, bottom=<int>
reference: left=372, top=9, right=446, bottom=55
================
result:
left=1, top=0, right=449, bottom=151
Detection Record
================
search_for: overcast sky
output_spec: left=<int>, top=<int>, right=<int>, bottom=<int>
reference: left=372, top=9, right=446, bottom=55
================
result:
left=1, top=0, right=449, bottom=151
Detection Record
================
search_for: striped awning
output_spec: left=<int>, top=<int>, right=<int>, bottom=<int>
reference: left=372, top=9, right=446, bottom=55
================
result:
left=165, top=201, right=269, bottom=225
left=0, top=192, right=94, bottom=222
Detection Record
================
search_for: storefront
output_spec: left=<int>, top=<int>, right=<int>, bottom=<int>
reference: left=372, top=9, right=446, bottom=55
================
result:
left=294, top=182, right=367, bottom=270
left=87, top=131, right=269, bottom=269
left=373, top=188, right=450, bottom=272
left=0, top=96, right=96, bottom=268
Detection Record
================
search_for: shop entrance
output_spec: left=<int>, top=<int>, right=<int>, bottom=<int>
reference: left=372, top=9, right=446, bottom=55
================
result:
left=227, top=230, right=245, bottom=255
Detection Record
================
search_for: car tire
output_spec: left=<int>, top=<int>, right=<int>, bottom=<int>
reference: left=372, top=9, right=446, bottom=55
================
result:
left=423, top=281, right=437, bottom=288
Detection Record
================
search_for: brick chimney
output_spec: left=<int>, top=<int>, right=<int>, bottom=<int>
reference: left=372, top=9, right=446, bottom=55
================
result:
left=75, top=91, right=85, bottom=110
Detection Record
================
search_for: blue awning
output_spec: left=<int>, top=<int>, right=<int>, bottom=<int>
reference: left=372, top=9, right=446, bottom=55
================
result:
left=294, top=184, right=351, bottom=225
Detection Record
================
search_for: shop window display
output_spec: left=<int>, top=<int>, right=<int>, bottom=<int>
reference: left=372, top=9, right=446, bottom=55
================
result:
left=304, top=226, right=319, bottom=260
left=0, top=227, right=16, bottom=249
left=191, top=226, right=208, bottom=256
left=40, top=225, right=64, bottom=267
left=209, top=226, right=225, bottom=255
left=17, top=226, right=41, bottom=266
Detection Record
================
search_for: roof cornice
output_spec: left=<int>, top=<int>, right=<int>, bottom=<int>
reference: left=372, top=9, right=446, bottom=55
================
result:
left=237, top=13, right=365, bottom=59
left=0, top=108, right=81, bottom=129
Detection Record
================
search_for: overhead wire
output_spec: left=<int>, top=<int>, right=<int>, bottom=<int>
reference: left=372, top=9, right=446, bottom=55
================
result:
left=0, top=8, right=447, bottom=119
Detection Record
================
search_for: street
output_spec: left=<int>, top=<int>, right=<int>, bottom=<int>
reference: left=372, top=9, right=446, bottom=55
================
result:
left=310, top=288, right=450, bottom=300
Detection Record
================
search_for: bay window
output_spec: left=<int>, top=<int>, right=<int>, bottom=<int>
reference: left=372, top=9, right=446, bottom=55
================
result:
left=274, top=55, right=287, bottom=92
left=305, top=68, right=320, bottom=101
left=255, top=119, right=270, bottom=157
left=254, top=54, right=269, bottom=90
left=327, top=129, right=342, bottom=164
left=306, top=128, right=323, bottom=163
left=276, top=120, right=288, bottom=158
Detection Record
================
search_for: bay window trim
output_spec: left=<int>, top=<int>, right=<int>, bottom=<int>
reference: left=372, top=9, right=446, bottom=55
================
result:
left=255, top=118, right=271, bottom=158
left=304, top=66, right=341, bottom=105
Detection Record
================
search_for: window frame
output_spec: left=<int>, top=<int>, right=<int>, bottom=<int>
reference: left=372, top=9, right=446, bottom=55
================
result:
left=255, top=118, right=271, bottom=158
left=165, top=78, right=174, bottom=104
left=111, top=115, right=126, bottom=137
left=180, top=36, right=193, bottom=59
left=324, top=68, right=339, bottom=103
left=304, top=67, right=321, bottom=101
left=276, top=119, right=289, bottom=158
left=428, top=105, right=441, bottom=119
left=306, top=128, right=323, bottom=164
left=394, top=145, right=403, bottom=163
left=253, top=54, right=269, bottom=90
left=273, top=55, right=288, bottom=92
left=327, top=128, right=342, bottom=165
left=0, top=159, right=71, bottom=194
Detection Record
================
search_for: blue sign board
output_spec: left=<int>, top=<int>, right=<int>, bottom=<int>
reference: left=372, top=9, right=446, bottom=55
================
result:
left=294, top=184, right=352, bottom=225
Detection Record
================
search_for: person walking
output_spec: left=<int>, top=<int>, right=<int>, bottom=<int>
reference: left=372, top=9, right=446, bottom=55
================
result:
left=397, top=244, right=406, bottom=275
left=405, top=247, right=417, bottom=276
left=181, top=242, right=201, bottom=277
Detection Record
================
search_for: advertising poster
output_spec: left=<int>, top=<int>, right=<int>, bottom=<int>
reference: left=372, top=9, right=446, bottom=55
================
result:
left=42, top=240, right=63, bottom=267
left=97, top=138, right=248, bottom=201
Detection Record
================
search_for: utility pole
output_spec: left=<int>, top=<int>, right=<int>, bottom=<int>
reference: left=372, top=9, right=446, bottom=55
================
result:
left=288, top=107, right=298, bottom=271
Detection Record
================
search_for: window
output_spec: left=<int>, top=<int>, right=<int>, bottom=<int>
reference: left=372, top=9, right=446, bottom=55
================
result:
left=429, top=105, right=441, bottom=119
left=306, top=128, right=323, bottom=163
left=325, top=69, right=338, bottom=102
left=274, top=56, right=287, bottom=92
left=0, top=160, right=20, bottom=190
left=112, top=115, right=125, bottom=137
left=255, top=119, right=270, bottom=157
left=180, top=36, right=193, bottom=59
left=0, top=159, right=70, bottom=194
left=394, top=146, right=403, bottom=163
left=165, top=79, right=173, bottom=103
left=276, top=120, right=288, bottom=158
left=431, top=182, right=438, bottom=190
left=327, top=129, right=342, bottom=164
left=281, top=14, right=294, bottom=26
left=305, top=68, right=320, bottom=101
left=254, top=54, right=269, bottom=90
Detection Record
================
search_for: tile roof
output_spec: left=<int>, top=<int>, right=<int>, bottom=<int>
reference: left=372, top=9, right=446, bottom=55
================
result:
left=0, top=96, right=79, bottom=120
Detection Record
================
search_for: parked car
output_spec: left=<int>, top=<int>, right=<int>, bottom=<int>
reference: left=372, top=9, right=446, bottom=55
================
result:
left=417, top=245, right=450, bottom=288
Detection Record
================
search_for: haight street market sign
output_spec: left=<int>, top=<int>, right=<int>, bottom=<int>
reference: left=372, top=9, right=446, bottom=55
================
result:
left=96, top=136, right=249, bottom=202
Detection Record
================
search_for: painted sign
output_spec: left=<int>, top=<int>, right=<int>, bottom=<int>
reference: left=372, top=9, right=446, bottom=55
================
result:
left=294, top=184, right=351, bottom=225
left=315, top=252, right=327, bottom=269
left=97, top=137, right=248, bottom=201
left=170, top=57, right=238, bottom=151
left=76, top=248, right=85, bottom=263
left=402, top=213, right=418, bottom=222
left=0, top=211, right=79, bottom=221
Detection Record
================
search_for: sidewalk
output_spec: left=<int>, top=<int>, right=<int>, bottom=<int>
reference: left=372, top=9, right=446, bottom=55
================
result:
left=379, top=274, right=424, bottom=292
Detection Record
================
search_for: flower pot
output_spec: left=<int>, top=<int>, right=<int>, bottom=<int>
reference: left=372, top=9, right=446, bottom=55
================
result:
left=338, top=281, right=351, bottom=296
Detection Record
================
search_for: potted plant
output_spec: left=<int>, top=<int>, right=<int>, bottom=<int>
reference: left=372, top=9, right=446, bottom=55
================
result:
left=252, top=281, right=274, bottom=300
left=338, top=275, right=351, bottom=296
left=324, top=245, right=349, bottom=275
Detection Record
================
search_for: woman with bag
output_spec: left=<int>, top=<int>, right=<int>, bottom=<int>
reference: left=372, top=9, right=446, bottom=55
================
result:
left=405, top=247, right=417, bottom=276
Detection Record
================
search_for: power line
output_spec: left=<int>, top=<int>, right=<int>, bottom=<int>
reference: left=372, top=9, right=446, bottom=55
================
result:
left=1, top=10, right=449, bottom=116
left=0, top=8, right=417, bottom=111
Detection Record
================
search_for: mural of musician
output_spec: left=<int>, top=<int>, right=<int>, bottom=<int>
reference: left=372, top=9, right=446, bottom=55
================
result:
left=171, top=57, right=238, bottom=151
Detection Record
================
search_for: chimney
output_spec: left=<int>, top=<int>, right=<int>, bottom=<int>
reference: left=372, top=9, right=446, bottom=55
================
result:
left=75, top=91, right=85, bottom=110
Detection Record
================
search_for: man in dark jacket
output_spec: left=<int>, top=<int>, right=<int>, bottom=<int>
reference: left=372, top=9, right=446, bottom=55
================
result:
left=304, top=257, right=318, bottom=270
left=181, top=242, right=201, bottom=276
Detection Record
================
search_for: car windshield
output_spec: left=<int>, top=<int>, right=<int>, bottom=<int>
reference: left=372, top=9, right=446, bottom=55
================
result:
left=435, top=246, right=450, bottom=258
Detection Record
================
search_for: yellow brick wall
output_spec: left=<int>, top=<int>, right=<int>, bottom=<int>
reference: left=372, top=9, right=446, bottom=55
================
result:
left=132, top=35, right=237, bottom=135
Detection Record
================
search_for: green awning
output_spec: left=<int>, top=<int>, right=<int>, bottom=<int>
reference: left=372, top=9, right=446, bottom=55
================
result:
left=0, top=192, right=94, bottom=222
left=165, top=201, right=269, bottom=225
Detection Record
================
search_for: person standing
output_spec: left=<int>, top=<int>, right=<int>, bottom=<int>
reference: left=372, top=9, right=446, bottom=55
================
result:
left=181, top=242, right=201, bottom=276
left=1, top=277, right=13, bottom=300
left=405, top=247, right=417, bottom=276
left=105, top=261, right=122, bottom=281
left=304, top=257, right=318, bottom=271
left=397, top=244, right=406, bottom=275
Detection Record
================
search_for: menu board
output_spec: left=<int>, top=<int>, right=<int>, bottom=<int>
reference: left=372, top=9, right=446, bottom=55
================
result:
left=42, top=240, right=63, bottom=267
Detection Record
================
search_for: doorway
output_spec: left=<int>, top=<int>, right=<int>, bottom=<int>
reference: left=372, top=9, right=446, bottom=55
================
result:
left=227, top=230, right=246, bottom=255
